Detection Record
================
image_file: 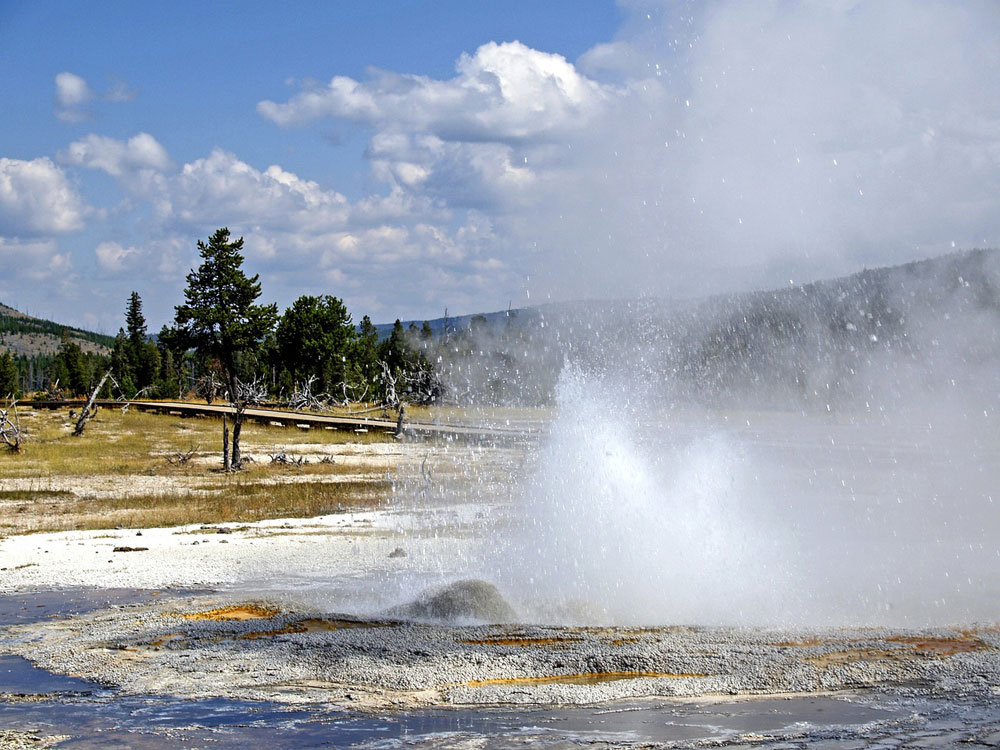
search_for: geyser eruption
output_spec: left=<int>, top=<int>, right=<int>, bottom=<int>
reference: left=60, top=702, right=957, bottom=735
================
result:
left=494, top=365, right=792, bottom=626
left=492, top=360, right=1000, bottom=628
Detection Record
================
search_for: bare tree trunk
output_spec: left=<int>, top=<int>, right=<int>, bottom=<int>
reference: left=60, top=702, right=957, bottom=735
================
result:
left=222, top=415, right=230, bottom=472
left=73, top=369, right=111, bottom=436
left=231, top=407, right=243, bottom=468
left=227, top=371, right=242, bottom=469
left=395, top=403, right=407, bottom=438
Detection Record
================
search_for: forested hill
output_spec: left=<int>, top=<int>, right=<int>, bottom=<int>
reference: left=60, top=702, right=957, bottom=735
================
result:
left=0, top=302, right=114, bottom=356
left=525, top=248, right=1000, bottom=410
left=361, top=249, right=990, bottom=411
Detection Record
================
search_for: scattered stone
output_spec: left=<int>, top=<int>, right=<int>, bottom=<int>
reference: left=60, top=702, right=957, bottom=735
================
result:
left=389, top=547, right=407, bottom=558
left=112, top=546, right=148, bottom=553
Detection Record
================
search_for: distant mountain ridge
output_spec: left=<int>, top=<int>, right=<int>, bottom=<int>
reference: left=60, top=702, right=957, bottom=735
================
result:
left=0, top=303, right=114, bottom=357
left=381, top=248, right=1000, bottom=338
left=537, top=247, right=1000, bottom=409
left=373, top=307, right=532, bottom=339
left=416, top=247, right=1000, bottom=410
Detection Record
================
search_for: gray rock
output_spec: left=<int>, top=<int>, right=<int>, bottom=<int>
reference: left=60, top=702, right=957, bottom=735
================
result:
left=389, top=579, right=516, bottom=624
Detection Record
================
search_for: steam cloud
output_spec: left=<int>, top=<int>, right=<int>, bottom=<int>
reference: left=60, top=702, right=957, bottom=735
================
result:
left=526, top=0, right=1000, bottom=303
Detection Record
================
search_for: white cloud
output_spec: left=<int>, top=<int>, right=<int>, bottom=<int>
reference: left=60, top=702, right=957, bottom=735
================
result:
left=54, top=72, right=94, bottom=122
left=95, top=241, right=139, bottom=272
left=143, top=235, right=190, bottom=282
left=63, top=132, right=172, bottom=177
left=65, top=137, right=352, bottom=240
left=167, top=149, right=349, bottom=234
left=365, top=134, right=535, bottom=210
left=0, top=237, right=72, bottom=283
left=64, top=138, right=503, bottom=316
left=0, top=157, right=87, bottom=237
left=54, top=72, right=138, bottom=122
left=259, top=41, right=612, bottom=142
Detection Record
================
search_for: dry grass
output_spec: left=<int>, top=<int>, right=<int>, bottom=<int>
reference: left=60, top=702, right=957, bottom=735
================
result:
left=19, top=478, right=393, bottom=534
left=1, top=406, right=394, bottom=478
left=0, top=405, right=399, bottom=534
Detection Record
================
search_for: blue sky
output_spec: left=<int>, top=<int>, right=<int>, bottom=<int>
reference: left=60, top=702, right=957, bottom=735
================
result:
left=2, top=0, right=999, bottom=333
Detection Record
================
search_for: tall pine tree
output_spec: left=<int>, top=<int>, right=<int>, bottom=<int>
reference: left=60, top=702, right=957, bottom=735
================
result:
left=172, top=228, right=276, bottom=468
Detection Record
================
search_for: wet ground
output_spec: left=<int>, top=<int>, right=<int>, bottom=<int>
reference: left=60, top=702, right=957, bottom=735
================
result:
left=0, top=685, right=910, bottom=749
left=4, top=666, right=1000, bottom=748
left=3, top=589, right=1000, bottom=748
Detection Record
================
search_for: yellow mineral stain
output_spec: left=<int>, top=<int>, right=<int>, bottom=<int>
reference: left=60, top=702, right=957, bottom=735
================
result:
left=179, top=604, right=281, bottom=621
left=805, top=648, right=894, bottom=668
left=805, top=634, right=991, bottom=668
left=885, top=635, right=989, bottom=656
left=239, top=618, right=389, bottom=640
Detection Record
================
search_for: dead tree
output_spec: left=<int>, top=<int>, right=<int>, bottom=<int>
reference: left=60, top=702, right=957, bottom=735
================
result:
left=232, top=376, right=267, bottom=406
left=222, top=376, right=267, bottom=470
left=286, top=375, right=327, bottom=411
left=194, top=373, right=222, bottom=404
left=402, top=362, right=443, bottom=406
left=329, top=380, right=372, bottom=412
left=0, top=397, right=22, bottom=452
left=378, top=360, right=401, bottom=412
left=105, top=374, right=151, bottom=414
left=222, top=415, right=230, bottom=471
left=119, top=384, right=152, bottom=412
left=73, top=369, right=111, bottom=436
left=269, top=449, right=307, bottom=466
left=41, top=379, right=65, bottom=401
left=166, top=444, right=199, bottom=465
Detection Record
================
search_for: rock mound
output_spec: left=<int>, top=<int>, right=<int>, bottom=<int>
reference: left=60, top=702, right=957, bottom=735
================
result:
left=390, top=579, right=516, bottom=624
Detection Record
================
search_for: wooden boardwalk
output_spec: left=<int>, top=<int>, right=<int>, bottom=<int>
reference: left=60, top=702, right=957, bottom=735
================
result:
left=26, top=399, right=533, bottom=441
